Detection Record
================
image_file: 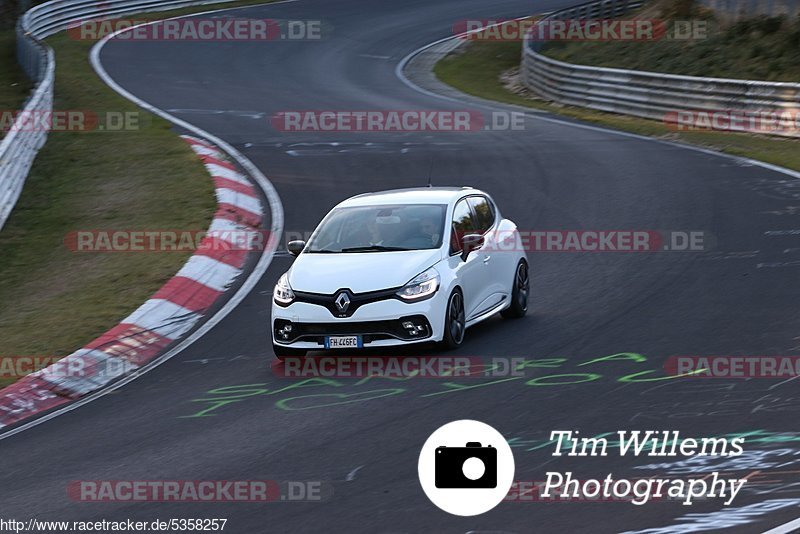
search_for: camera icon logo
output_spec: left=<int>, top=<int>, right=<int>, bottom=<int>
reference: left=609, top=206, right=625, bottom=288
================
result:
left=418, top=420, right=515, bottom=516
left=435, top=442, right=497, bottom=488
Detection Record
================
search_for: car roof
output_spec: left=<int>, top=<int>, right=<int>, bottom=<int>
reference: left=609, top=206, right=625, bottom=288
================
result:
left=337, top=187, right=484, bottom=208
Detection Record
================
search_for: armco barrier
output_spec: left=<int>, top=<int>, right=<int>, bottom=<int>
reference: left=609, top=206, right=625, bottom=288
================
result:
left=1, top=0, right=242, bottom=231
left=521, top=0, right=800, bottom=137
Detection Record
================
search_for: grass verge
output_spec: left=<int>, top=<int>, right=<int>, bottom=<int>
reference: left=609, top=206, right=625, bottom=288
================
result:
left=542, top=1, right=800, bottom=82
left=0, top=0, right=274, bottom=388
left=433, top=38, right=800, bottom=171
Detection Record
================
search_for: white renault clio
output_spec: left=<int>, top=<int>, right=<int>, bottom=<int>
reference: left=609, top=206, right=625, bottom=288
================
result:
left=271, top=187, right=528, bottom=358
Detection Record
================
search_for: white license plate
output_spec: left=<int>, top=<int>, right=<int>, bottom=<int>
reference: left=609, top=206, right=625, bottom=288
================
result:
left=325, top=336, right=362, bottom=349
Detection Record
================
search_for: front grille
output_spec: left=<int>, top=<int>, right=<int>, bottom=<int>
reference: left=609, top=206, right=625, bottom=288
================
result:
left=291, top=287, right=401, bottom=318
left=274, top=316, right=432, bottom=345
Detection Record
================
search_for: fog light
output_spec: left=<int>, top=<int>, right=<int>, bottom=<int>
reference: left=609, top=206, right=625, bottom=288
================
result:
left=277, top=322, right=294, bottom=340
left=402, top=321, right=414, bottom=330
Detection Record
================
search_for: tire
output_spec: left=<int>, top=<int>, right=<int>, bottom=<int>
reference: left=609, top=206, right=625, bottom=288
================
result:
left=501, top=259, right=529, bottom=319
left=440, top=288, right=466, bottom=350
left=273, top=344, right=307, bottom=361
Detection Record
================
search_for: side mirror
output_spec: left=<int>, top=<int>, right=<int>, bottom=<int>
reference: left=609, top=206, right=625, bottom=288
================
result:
left=287, top=240, right=306, bottom=257
left=461, top=233, right=484, bottom=261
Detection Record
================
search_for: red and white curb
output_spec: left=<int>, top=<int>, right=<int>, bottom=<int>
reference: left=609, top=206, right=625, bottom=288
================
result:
left=0, top=136, right=264, bottom=429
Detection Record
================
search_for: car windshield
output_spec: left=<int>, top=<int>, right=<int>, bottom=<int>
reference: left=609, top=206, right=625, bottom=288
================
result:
left=305, top=204, right=447, bottom=253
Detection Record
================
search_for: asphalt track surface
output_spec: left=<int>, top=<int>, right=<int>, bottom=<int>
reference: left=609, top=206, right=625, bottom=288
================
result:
left=3, top=0, right=800, bottom=532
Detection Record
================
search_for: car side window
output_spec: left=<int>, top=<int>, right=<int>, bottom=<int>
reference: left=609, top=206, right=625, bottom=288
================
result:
left=450, top=199, right=475, bottom=254
left=467, top=196, right=494, bottom=234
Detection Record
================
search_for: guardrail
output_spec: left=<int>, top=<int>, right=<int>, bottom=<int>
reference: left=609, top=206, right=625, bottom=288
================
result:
left=521, top=0, right=800, bottom=138
left=1, top=0, right=241, bottom=231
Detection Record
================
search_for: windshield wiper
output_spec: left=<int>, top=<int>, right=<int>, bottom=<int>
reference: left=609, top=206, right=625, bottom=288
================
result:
left=340, top=245, right=410, bottom=253
left=305, top=249, right=338, bottom=253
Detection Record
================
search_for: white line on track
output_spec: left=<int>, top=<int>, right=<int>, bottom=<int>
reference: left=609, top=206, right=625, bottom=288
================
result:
left=0, top=0, right=298, bottom=441
left=345, top=465, right=365, bottom=481
left=763, top=516, right=800, bottom=534
left=395, top=17, right=800, bottom=534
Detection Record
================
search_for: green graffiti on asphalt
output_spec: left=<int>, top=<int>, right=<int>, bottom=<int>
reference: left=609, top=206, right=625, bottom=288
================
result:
left=274, top=389, right=406, bottom=411
left=177, top=352, right=709, bottom=418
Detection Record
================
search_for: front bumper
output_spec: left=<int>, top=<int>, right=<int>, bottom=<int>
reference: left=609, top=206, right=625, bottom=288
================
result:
left=271, top=291, right=447, bottom=349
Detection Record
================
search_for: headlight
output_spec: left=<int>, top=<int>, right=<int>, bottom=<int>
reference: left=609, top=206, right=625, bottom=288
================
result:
left=273, top=273, right=295, bottom=305
left=396, top=267, right=440, bottom=301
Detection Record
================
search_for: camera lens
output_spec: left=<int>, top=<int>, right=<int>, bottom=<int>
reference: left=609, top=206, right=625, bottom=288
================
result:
left=462, top=457, right=485, bottom=481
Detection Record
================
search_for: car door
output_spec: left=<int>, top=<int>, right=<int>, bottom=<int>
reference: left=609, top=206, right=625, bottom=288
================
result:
left=447, top=198, right=485, bottom=320
left=466, top=195, right=507, bottom=316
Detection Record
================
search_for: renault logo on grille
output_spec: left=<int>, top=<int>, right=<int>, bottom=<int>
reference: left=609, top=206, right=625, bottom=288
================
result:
left=335, top=292, right=351, bottom=313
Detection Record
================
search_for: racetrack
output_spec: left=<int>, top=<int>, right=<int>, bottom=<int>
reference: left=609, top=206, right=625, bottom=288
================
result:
left=2, top=0, right=800, bottom=531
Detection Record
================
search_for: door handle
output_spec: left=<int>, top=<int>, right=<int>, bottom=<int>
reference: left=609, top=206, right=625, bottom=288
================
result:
left=483, top=255, right=491, bottom=264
